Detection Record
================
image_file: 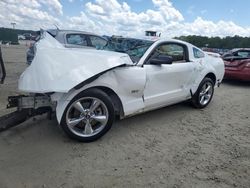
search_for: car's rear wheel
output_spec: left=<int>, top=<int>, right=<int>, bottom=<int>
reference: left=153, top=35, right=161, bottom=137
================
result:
left=191, top=77, right=214, bottom=108
left=60, top=89, right=115, bottom=142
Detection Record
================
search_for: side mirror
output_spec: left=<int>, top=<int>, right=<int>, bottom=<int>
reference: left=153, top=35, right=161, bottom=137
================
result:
left=150, top=55, right=173, bottom=65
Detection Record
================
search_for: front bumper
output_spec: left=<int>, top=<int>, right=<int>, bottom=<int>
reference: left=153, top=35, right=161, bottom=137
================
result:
left=7, top=94, right=56, bottom=114
left=0, top=95, right=56, bottom=132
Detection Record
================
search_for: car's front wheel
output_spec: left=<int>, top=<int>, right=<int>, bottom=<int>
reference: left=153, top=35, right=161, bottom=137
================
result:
left=191, top=77, right=214, bottom=108
left=60, top=89, right=115, bottom=142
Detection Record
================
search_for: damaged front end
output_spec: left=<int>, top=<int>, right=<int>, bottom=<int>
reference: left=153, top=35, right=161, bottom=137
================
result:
left=0, top=31, right=132, bottom=132
left=19, top=31, right=132, bottom=93
left=0, top=45, right=55, bottom=131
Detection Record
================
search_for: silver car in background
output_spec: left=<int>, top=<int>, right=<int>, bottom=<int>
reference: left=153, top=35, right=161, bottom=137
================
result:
left=27, top=29, right=107, bottom=64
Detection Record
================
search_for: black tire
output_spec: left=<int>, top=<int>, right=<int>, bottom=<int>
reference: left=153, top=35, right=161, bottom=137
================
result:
left=60, top=88, right=115, bottom=142
left=191, top=77, right=215, bottom=108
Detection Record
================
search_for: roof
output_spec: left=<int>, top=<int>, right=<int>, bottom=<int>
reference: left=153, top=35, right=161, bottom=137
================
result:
left=46, top=29, right=100, bottom=37
left=231, top=48, right=250, bottom=52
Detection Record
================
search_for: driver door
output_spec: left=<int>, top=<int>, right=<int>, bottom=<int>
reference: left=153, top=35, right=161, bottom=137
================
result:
left=143, top=43, right=196, bottom=110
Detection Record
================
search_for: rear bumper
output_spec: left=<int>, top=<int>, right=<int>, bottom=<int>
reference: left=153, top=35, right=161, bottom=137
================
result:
left=224, top=69, right=250, bottom=81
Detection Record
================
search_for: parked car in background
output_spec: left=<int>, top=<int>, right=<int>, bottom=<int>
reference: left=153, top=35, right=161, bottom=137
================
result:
left=18, top=34, right=25, bottom=40
left=1, top=31, right=224, bottom=142
left=101, top=36, right=154, bottom=63
left=27, top=29, right=108, bottom=64
left=222, top=48, right=250, bottom=81
left=22, top=33, right=37, bottom=40
left=202, top=47, right=229, bottom=55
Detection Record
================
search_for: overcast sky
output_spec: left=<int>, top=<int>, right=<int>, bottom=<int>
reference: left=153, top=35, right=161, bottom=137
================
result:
left=1, top=0, right=250, bottom=38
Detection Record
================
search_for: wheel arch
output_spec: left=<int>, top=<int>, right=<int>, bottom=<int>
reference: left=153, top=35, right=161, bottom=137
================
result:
left=55, top=85, right=125, bottom=124
left=191, top=71, right=217, bottom=95
left=90, top=86, right=125, bottom=118
left=205, top=72, right=216, bottom=85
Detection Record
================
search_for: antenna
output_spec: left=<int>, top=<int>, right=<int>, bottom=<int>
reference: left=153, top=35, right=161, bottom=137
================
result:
left=54, top=24, right=60, bottom=30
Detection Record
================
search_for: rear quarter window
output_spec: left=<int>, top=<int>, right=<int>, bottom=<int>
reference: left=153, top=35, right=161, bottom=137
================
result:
left=193, top=48, right=205, bottom=58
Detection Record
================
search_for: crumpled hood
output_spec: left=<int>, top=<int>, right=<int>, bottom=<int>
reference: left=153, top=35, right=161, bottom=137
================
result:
left=18, top=32, right=132, bottom=93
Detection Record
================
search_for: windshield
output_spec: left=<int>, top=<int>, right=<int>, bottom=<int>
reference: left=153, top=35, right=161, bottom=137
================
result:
left=101, top=37, right=153, bottom=63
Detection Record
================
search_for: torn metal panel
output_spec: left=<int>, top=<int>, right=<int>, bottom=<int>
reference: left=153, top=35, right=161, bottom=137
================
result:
left=18, top=32, right=133, bottom=93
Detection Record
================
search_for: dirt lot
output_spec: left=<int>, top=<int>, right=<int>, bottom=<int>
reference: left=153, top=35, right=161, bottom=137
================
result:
left=0, top=45, right=249, bottom=188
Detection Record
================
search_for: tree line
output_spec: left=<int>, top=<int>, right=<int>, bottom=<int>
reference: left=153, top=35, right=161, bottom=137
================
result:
left=175, top=35, right=250, bottom=49
left=0, top=27, right=36, bottom=44
left=1, top=27, right=250, bottom=49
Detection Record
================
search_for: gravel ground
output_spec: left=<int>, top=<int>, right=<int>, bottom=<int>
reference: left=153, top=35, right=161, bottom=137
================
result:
left=0, top=45, right=249, bottom=188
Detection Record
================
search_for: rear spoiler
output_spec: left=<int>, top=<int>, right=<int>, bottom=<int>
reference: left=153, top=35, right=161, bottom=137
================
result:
left=0, top=46, right=6, bottom=84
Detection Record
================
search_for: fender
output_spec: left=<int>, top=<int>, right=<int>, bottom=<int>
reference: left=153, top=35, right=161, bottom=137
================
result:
left=52, top=66, right=147, bottom=123
left=73, top=65, right=126, bottom=90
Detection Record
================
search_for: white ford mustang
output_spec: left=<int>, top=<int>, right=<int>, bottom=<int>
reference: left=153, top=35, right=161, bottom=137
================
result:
left=4, top=32, right=225, bottom=142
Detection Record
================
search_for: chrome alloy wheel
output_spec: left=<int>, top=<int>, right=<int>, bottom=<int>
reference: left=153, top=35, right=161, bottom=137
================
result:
left=199, top=82, right=213, bottom=106
left=66, top=97, right=109, bottom=138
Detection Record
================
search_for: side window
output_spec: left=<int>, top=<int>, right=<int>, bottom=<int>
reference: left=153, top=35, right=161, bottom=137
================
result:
left=236, top=51, right=250, bottom=58
left=66, top=34, right=88, bottom=46
left=193, top=48, right=205, bottom=58
left=150, top=43, right=186, bottom=63
left=89, top=36, right=107, bottom=48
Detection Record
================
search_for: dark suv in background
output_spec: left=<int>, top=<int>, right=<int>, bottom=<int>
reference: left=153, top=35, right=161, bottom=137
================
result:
left=27, top=29, right=107, bottom=64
